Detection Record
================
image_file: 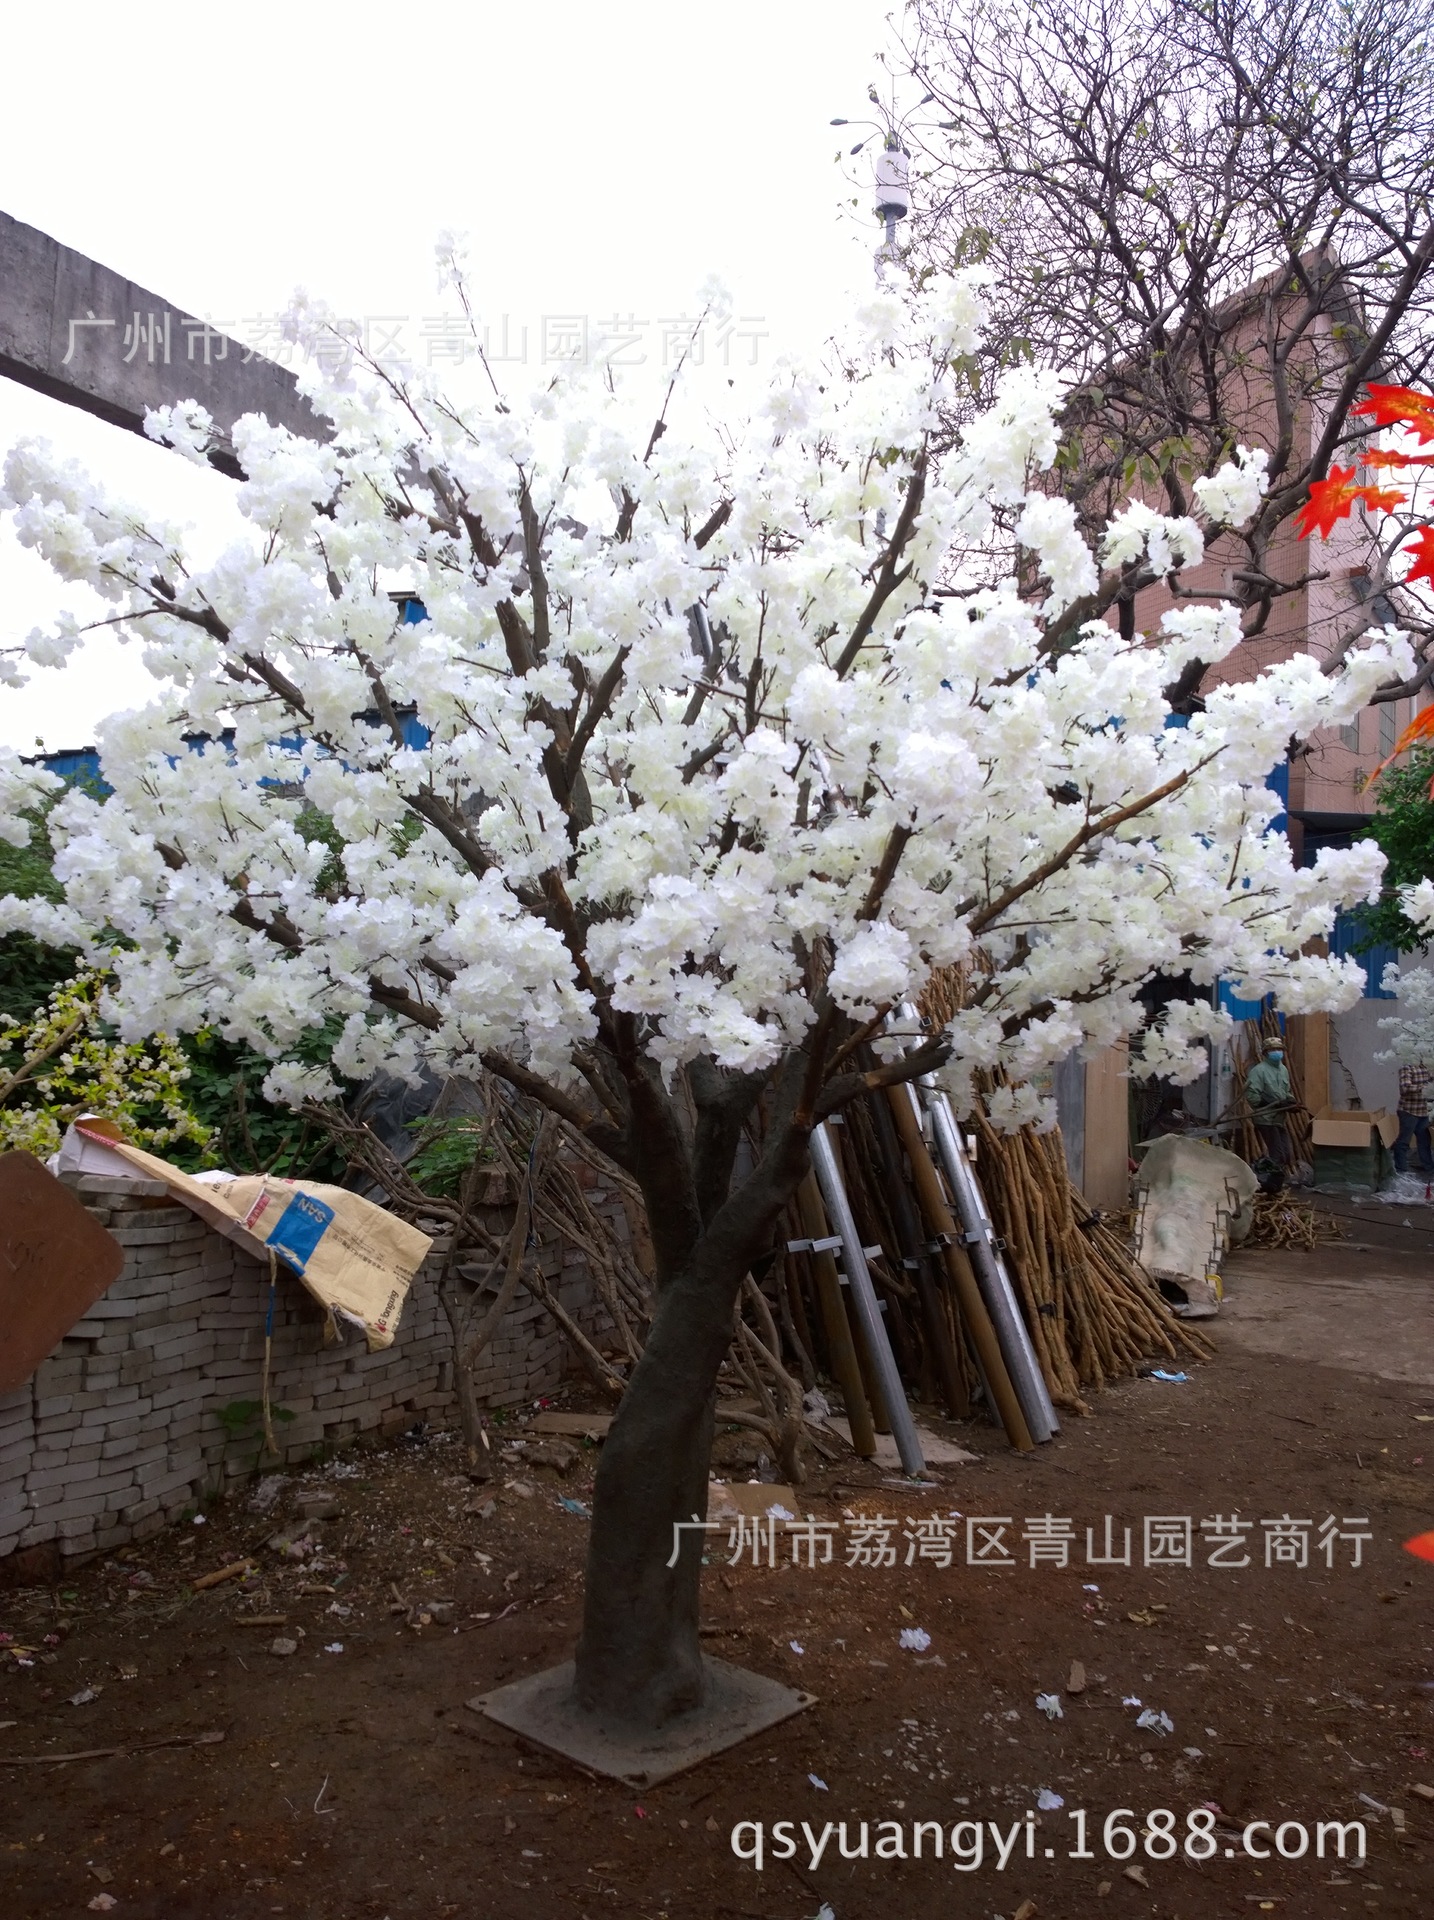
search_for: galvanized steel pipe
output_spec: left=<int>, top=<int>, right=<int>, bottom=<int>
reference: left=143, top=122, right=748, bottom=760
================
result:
left=809, top=1122, right=926, bottom=1477
left=924, top=1090, right=1059, bottom=1444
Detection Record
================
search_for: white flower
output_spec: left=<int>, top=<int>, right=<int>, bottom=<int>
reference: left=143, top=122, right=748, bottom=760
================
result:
left=829, top=925, right=915, bottom=1018
left=0, top=261, right=1393, bottom=1154
left=1401, top=879, right=1434, bottom=936
left=434, top=227, right=471, bottom=295
left=1376, top=961, right=1434, bottom=1062
left=1158, top=603, right=1243, bottom=671
left=262, top=1060, right=342, bottom=1108
left=24, top=612, right=84, bottom=669
left=1193, top=447, right=1269, bottom=529
left=1015, top=494, right=1098, bottom=613
left=1102, top=501, right=1203, bottom=576
left=696, top=273, right=734, bottom=326
left=144, top=401, right=216, bottom=466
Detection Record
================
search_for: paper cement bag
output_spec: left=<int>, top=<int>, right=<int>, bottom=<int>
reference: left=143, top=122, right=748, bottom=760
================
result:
left=65, top=1120, right=432, bottom=1351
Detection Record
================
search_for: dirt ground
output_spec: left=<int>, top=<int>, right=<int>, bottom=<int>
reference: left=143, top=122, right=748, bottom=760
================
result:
left=3, top=1238, right=1433, bottom=1920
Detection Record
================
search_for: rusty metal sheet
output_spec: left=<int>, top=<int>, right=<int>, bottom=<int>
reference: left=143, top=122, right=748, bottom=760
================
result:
left=0, top=1152, right=125, bottom=1394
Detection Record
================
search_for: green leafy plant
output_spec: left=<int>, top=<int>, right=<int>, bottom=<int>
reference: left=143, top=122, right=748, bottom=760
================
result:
left=215, top=1399, right=296, bottom=1473
left=174, top=1025, right=353, bottom=1179
left=1354, top=746, right=1434, bottom=953
left=216, top=1399, right=293, bottom=1437
left=0, top=802, right=76, bottom=1025
left=401, top=1115, right=492, bottom=1198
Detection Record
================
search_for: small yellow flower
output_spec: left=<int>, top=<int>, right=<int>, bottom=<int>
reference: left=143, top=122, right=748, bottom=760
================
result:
left=0, top=965, right=211, bottom=1161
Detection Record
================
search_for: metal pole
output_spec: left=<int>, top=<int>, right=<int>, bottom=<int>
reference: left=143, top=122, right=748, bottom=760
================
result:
left=795, top=1173, right=878, bottom=1458
left=885, top=1083, right=1034, bottom=1452
left=923, top=1090, right=1059, bottom=1444
left=809, top=1123, right=926, bottom=1477
left=893, top=1003, right=1057, bottom=1444
left=866, top=1084, right=970, bottom=1420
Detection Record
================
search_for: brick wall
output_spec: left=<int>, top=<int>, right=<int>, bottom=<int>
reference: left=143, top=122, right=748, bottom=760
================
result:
left=0, top=1183, right=613, bottom=1568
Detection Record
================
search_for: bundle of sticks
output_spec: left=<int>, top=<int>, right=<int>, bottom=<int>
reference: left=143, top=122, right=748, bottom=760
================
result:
left=762, top=1076, right=1210, bottom=1441
left=1229, top=1008, right=1316, bottom=1169
left=970, top=1111, right=1214, bottom=1405
left=315, top=1083, right=830, bottom=1479
left=314, top=997, right=1209, bottom=1467
left=1245, top=1193, right=1347, bottom=1251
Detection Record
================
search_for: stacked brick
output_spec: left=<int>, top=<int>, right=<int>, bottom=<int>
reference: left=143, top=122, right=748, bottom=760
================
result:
left=0, top=1181, right=613, bottom=1569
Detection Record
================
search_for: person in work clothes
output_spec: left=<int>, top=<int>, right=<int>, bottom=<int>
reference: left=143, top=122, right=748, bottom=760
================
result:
left=1394, top=1059, right=1434, bottom=1175
left=1244, top=1038, right=1295, bottom=1169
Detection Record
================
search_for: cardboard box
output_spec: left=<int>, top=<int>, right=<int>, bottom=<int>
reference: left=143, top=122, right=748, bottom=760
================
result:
left=1310, top=1106, right=1399, bottom=1150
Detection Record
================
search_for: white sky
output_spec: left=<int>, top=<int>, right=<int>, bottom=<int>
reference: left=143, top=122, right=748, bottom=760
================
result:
left=0, top=0, right=893, bottom=751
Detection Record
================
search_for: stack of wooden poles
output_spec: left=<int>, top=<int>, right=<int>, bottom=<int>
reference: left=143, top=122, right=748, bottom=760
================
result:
left=344, top=972, right=1218, bottom=1460
left=766, top=1077, right=1211, bottom=1452
left=968, top=1109, right=1214, bottom=1407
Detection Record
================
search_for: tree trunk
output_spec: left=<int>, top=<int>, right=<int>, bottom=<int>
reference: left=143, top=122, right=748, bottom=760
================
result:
left=572, top=1253, right=749, bottom=1729
left=437, top=1278, right=490, bottom=1479
left=454, top=1358, right=491, bottom=1479
left=567, top=1050, right=822, bottom=1730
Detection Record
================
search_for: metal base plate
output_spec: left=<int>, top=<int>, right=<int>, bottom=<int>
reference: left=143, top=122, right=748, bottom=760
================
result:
left=470, top=1656, right=814, bottom=1787
left=822, top=1416, right=978, bottom=1467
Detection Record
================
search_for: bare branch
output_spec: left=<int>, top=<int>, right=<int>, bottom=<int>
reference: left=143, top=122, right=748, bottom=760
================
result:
left=857, top=823, right=915, bottom=921
left=814, top=1034, right=953, bottom=1118
left=833, top=452, right=928, bottom=677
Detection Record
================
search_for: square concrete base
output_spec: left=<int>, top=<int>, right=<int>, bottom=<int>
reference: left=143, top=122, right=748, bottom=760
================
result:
left=470, top=1656, right=815, bottom=1787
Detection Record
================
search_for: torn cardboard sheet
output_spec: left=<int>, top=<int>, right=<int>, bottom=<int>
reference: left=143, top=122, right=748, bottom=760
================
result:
left=707, top=1480, right=799, bottom=1520
left=56, top=1120, right=432, bottom=1351
left=0, top=1153, right=125, bottom=1393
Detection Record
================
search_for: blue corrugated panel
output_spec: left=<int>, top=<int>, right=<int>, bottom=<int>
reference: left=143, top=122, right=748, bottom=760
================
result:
left=1218, top=982, right=1274, bottom=1023
left=1331, top=909, right=1397, bottom=999
left=32, top=745, right=105, bottom=790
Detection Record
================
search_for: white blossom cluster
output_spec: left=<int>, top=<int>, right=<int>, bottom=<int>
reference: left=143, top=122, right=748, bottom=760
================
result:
left=1376, top=958, right=1434, bottom=1063
left=0, top=272, right=1404, bottom=1122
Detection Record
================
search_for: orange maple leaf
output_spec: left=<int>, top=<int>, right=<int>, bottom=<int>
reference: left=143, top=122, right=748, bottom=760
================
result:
left=1365, top=447, right=1434, bottom=470
left=1295, top=467, right=1407, bottom=539
left=1366, top=702, right=1434, bottom=794
left=1362, top=485, right=1410, bottom=514
left=1404, top=525, right=1434, bottom=591
left=1352, top=384, right=1434, bottom=445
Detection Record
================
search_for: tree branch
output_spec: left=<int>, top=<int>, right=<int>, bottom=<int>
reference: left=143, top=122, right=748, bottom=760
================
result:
left=813, top=1033, right=953, bottom=1119
left=967, top=763, right=1210, bottom=938
left=833, top=453, right=928, bottom=678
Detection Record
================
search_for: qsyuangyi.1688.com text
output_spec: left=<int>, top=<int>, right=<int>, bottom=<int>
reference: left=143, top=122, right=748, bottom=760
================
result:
left=730, top=1807, right=1367, bottom=1872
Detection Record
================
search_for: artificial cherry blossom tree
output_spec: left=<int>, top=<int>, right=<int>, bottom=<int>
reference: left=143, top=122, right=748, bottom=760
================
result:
left=0, top=272, right=1407, bottom=1731
left=1375, top=957, right=1434, bottom=1064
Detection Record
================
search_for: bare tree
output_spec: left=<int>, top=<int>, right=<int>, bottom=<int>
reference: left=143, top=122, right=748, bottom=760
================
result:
left=893, top=0, right=1434, bottom=702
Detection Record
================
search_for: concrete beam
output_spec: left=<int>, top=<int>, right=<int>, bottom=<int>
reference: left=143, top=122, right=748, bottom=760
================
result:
left=0, top=209, right=326, bottom=476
